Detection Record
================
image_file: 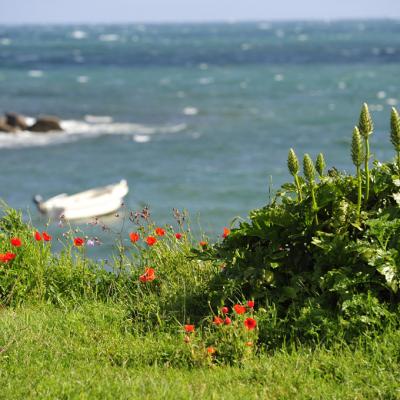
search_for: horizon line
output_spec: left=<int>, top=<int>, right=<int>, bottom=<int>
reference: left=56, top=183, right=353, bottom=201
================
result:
left=1, top=16, right=399, bottom=27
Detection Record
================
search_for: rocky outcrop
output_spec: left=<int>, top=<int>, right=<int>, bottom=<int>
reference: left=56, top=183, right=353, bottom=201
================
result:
left=5, top=112, right=28, bottom=130
left=27, top=116, right=63, bottom=132
left=0, top=117, right=16, bottom=132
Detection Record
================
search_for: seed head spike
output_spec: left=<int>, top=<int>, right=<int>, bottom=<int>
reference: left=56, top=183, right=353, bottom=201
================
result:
left=315, top=153, right=326, bottom=177
left=303, top=154, right=315, bottom=182
left=390, top=107, right=400, bottom=151
left=358, top=102, right=373, bottom=138
left=351, top=126, right=364, bottom=167
left=288, top=148, right=299, bottom=176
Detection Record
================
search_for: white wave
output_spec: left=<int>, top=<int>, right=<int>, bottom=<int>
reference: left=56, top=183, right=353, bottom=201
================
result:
left=0, top=119, right=187, bottom=149
left=183, top=107, right=198, bottom=116
left=28, top=70, right=44, bottom=78
left=70, top=30, right=87, bottom=40
left=133, top=135, right=150, bottom=143
left=0, top=38, right=11, bottom=46
left=98, top=34, right=120, bottom=42
left=77, top=75, right=89, bottom=83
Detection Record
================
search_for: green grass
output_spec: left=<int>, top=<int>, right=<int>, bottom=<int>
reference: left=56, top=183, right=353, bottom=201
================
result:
left=1, top=301, right=399, bottom=399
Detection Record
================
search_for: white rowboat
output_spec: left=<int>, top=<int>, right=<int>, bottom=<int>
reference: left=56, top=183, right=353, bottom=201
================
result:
left=33, top=180, right=129, bottom=220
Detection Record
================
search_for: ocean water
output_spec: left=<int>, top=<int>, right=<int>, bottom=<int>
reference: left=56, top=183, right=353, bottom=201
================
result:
left=0, top=20, right=399, bottom=254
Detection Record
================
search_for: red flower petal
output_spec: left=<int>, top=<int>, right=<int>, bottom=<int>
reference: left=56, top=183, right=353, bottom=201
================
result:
left=42, top=232, right=52, bottom=242
left=184, top=324, right=195, bottom=333
left=74, top=237, right=85, bottom=246
left=34, top=231, right=42, bottom=241
left=129, top=232, right=140, bottom=243
left=155, top=227, right=165, bottom=236
left=146, top=236, right=157, bottom=246
left=10, top=237, right=22, bottom=247
left=233, top=304, right=246, bottom=315
left=244, top=317, right=257, bottom=330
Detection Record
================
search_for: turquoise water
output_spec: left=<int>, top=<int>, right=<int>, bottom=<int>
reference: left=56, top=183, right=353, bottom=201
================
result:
left=0, top=21, right=399, bottom=253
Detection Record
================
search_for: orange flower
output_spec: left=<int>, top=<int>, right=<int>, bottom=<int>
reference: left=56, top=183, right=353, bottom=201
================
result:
left=244, top=317, right=257, bottom=330
left=213, top=316, right=223, bottom=326
left=10, top=237, right=22, bottom=247
left=222, top=227, right=230, bottom=238
left=34, top=231, right=42, bottom=241
left=139, top=267, right=155, bottom=282
left=199, top=241, right=207, bottom=248
left=207, top=346, right=216, bottom=355
left=155, top=227, right=165, bottom=236
left=146, top=236, right=157, bottom=246
left=175, top=232, right=182, bottom=240
left=247, top=300, right=255, bottom=308
left=129, top=232, right=140, bottom=243
left=233, top=304, right=246, bottom=315
left=42, top=232, right=52, bottom=242
left=0, top=252, right=16, bottom=263
left=245, top=341, right=253, bottom=347
left=74, top=237, right=85, bottom=246
left=184, top=324, right=195, bottom=333
left=224, top=317, right=232, bottom=325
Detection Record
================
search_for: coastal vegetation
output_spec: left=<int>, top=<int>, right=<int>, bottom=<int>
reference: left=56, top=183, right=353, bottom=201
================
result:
left=1, top=104, right=400, bottom=398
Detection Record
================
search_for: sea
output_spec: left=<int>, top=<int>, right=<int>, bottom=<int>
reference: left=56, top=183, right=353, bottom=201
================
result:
left=0, top=20, right=399, bottom=256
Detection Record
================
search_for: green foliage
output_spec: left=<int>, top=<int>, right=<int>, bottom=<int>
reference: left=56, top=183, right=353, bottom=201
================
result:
left=197, top=105, right=400, bottom=345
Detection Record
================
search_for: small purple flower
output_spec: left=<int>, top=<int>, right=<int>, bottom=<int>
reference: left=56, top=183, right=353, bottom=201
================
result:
left=87, top=239, right=95, bottom=247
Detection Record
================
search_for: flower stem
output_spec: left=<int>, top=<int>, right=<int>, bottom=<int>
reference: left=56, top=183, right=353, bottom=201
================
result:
left=310, top=184, right=319, bottom=224
left=356, top=165, right=362, bottom=222
left=294, top=174, right=303, bottom=202
left=364, top=137, right=370, bottom=203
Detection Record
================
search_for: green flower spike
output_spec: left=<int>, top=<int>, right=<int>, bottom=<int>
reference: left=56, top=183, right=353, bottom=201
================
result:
left=351, top=126, right=364, bottom=222
left=315, top=153, right=326, bottom=178
left=390, top=107, right=400, bottom=175
left=287, top=148, right=302, bottom=202
left=303, top=153, right=318, bottom=224
left=358, top=103, right=373, bottom=203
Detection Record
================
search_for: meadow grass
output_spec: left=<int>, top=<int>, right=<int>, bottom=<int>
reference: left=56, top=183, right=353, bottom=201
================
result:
left=1, top=301, right=399, bottom=400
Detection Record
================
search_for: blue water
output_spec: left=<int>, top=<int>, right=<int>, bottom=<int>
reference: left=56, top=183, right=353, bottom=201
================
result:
left=0, top=20, right=399, bottom=253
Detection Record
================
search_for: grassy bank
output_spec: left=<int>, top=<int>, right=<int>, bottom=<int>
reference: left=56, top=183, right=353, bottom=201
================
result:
left=1, top=301, right=399, bottom=399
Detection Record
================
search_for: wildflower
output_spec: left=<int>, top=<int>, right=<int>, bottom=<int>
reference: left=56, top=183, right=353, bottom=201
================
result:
left=222, top=227, right=230, bottom=238
left=184, top=324, right=195, bottom=333
left=34, top=231, right=42, bottom=241
left=0, top=252, right=16, bottom=263
left=155, top=227, right=165, bottom=236
left=74, top=237, right=85, bottom=247
left=244, top=317, right=257, bottom=331
left=10, top=237, right=22, bottom=247
left=146, top=236, right=157, bottom=246
left=42, top=232, right=52, bottom=242
left=139, top=267, right=155, bottom=282
left=224, top=317, right=232, bottom=325
left=207, top=347, right=216, bottom=355
left=213, top=316, right=223, bottom=326
left=247, top=300, right=255, bottom=308
left=86, top=239, right=95, bottom=247
left=233, top=304, right=246, bottom=315
left=245, top=341, right=253, bottom=347
left=221, top=306, right=229, bottom=314
left=199, top=241, right=207, bottom=248
left=129, top=232, right=140, bottom=243
left=175, top=232, right=182, bottom=240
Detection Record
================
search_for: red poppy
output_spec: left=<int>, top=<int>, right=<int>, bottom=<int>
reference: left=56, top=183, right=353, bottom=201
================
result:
left=247, top=300, right=255, bottom=308
left=155, top=227, right=165, bottom=236
left=233, top=304, right=246, bottom=315
left=0, top=252, right=16, bottom=263
left=224, top=317, right=232, bottom=325
left=175, top=232, right=182, bottom=240
left=146, top=236, right=157, bottom=246
left=74, top=237, right=85, bottom=247
left=184, top=324, right=195, bottom=333
left=10, top=237, right=22, bottom=247
left=199, top=241, right=207, bottom=248
left=213, top=316, right=223, bottom=326
left=221, top=306, right=229, bottom=314
left=207, top=346, right=216, bottom=354
left=42, top=232, right=52, bottom=242
left=244, top=317, right=257, bottom=330
left=222, top=227, right=231, bottom=238
left=129, top=232, right=140, bottom=243
left=139, top=267, right=155, bottom=282
left=34, top=231, right=42, bottom=241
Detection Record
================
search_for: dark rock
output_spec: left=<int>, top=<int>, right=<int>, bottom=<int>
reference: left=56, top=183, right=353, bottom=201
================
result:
left=28, top=116, right=63, bottom=132
left=0, top=117, right=16, bottom=133
left=5, top=112, right=28, bottom=130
